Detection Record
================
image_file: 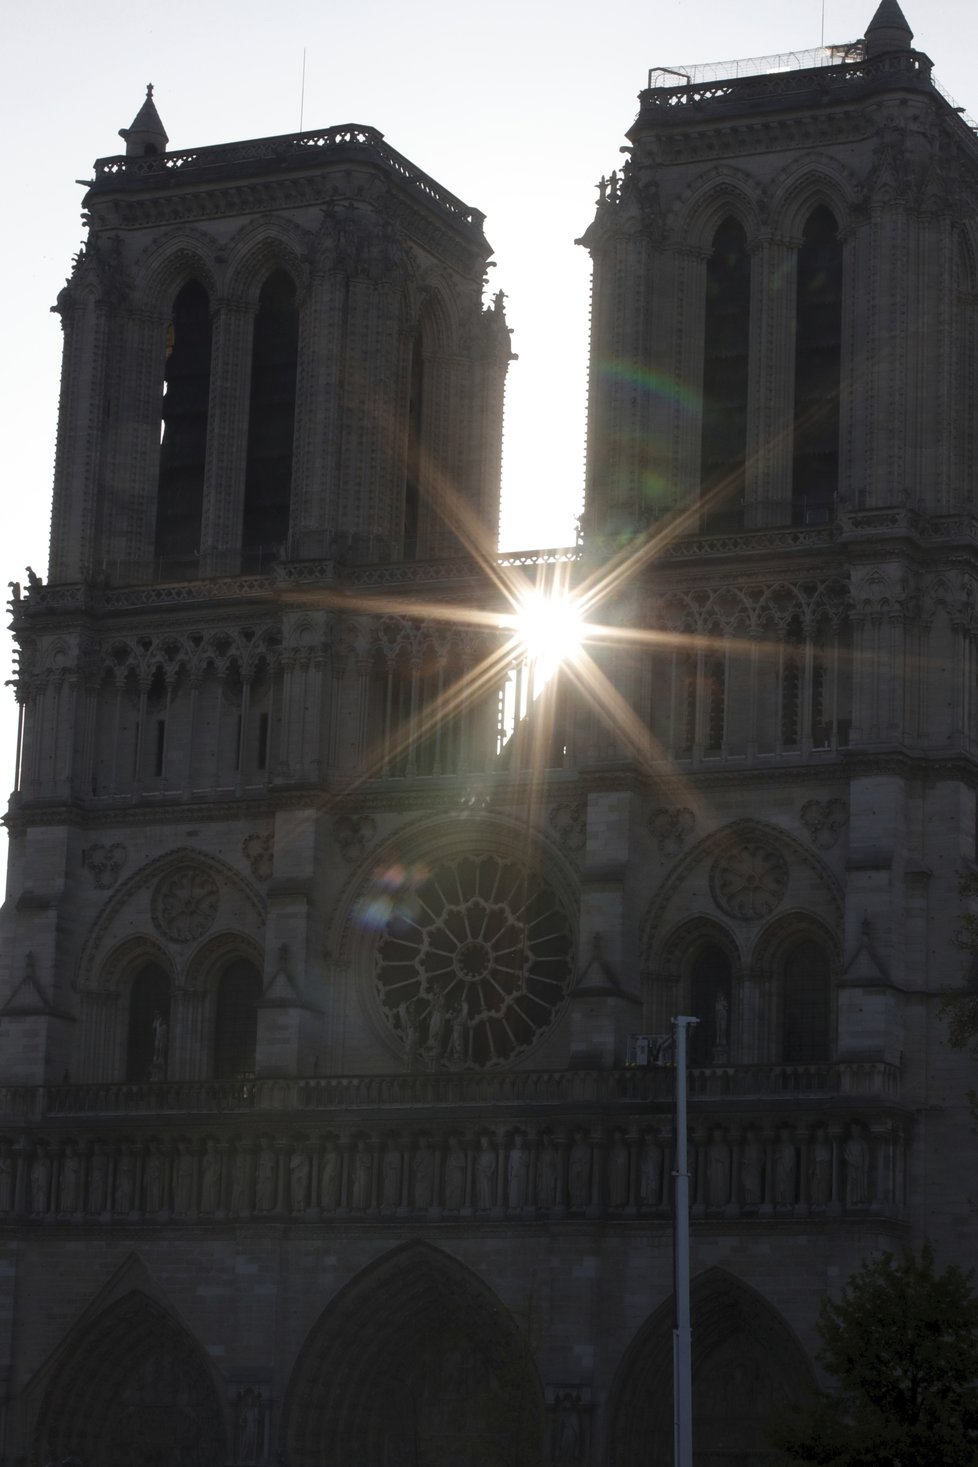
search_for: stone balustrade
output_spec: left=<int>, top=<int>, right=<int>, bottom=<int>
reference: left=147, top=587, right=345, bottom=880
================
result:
left=0, top=1111, right=907, bottom=1226
left=17, top=1060, right=900, bottom=1121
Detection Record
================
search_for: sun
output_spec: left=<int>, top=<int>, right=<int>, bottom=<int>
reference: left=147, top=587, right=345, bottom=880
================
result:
left=510, top=589, right=584, bottom=672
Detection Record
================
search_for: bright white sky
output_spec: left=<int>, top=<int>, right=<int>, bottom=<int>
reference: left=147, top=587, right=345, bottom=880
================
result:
left=0, top=0, right=973, bottom=892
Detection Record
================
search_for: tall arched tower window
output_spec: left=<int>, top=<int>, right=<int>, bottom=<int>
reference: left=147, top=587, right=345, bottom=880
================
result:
left=782, top=937, right=830, bottom=1062
left=242, top=270, right=299, bottom=571
left=155, top=280, right=212, bottom=580
left=792, top=207, right=842, bottom=526
left=701, top=219, right=750, bottom=534
left=213, top=959, right=261, bottom=1079
left=126, top=963, right=171, bottom=1081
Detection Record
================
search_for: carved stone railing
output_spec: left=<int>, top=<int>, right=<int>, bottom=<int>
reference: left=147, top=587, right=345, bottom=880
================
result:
left=638, top=50, right=934, bottom=117
left=14, top=1061, right=901, bottom=1121
left=90, top=125, right=483, bottom=229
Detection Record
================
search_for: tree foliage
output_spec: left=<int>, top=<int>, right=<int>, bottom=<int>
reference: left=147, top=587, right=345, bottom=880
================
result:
left=774, top=1245, right=978, bottom=1467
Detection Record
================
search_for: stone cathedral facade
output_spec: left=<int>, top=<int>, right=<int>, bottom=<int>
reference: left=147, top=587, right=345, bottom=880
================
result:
left=2, top=2, right=978, bottom=1464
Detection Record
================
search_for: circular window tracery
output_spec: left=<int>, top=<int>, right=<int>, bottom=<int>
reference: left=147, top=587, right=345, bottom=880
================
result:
left=373, top=853, right=574, bottom=1069
left=710, top=841, right=788, bottom=921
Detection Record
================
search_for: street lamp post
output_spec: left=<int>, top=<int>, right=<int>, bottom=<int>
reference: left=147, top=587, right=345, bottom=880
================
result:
left=672, top=1015, right=698, bottom=1467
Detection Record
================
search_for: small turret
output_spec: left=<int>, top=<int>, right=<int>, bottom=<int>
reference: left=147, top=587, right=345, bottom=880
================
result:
left=118, top=84, right=168, bottom=157
left=864, top=0, right=914, bottom=58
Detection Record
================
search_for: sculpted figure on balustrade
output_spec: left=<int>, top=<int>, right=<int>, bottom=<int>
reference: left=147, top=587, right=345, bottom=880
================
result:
left=475, top=1132, right=496, bottom=1211
left=444, top=1134, right=466, bottom=1211
left=568, top=1130, right=591, bottom=1210
left=255, top=1138, right=277, bottom=1213
left=412, top=1133, right=435, bottom=1209
left=320, top=1138, right=340, bottom=1212
left=536, top=1130, right=558, bottom=1209
left=173, top=1139, right=194, bottom=1215
left=381, top=1141, right=402, bottom=1209
left=608, top=1129, right=629, bottom=1209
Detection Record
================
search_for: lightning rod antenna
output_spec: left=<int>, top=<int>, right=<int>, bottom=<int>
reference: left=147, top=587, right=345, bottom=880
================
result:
left=299, top=47, right=307, bottom=132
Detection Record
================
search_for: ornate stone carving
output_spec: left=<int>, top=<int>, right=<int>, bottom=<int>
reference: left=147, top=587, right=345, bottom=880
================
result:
left=649, top=807, right=695, bottom=858
left=372, top=852, right=574, bottom=1069
left=549, top=800, right=586, bottom=854
left=242, top=833, right=274, bottom=882
left=83, top=842, right=127, bottom=889
left=152, top=867, right=220, bottom=942
left=332, top=813, right=377, bottom=862
left=710, top=840, right=788, bottom=920
left=801, top=798, right=849, bottom=850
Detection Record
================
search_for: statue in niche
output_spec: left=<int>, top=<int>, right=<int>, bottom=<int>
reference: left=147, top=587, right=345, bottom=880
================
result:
left=844, top=1121, right=870, bottom=1207
left=508, top=1131, right=529, bottom=1209
left=30, top=1143, right=51, bottom=1216
left=0, top=1141, right=13, bottom=1214
left=173, top=1139, right=194, bottom=1215
left=290, top=1146, right=309, bottom=1214
left=706, top=1128, right=730, bottom=1208
left=412, top=1134, right=434, bottom=1208
left=352, top=1138, right=372, bottom=1209
left=810, top=1124, right=833, bottom=1208
left=448, top=1001, right=469, bottom=1069
left=568, top=1130, right=591, bottom=1209
left=553, top=1391, right=584, bottom=1465
left=423, top=989, right=447, bottom=1068
left=536, top=1131, right=558, bottom=1209
left=199, top=1139, right=221, bottom=1214
left=255, top=1139, right=276, bottom=1213
left=151, top=1010, right=168, bottom=1076
left=399, top=1002, right=420, bottom=1072
left=444, top=1134, right=466, bottom=1211
left=381, top=1144, right=402, bottom=1209
left=639, top=1129, right=661, bottom=1207
left=774, top=1128, right=797, bottom=1208
left=87, top=1140, right=107, bottom=1214
left=475, top=1132, right=497, bottom=1210
left=608, top=1129, right=629, bottom=1208
left=740, top=1127, right=764, bottom=1208
left=230, top=1145, right=250, bottom=1215
left=114, top=1143, right=136, bottom=1215
left=59, top=1142, right=81, bottom=1214
left=142, top=1140, right=163, bottom=1214
left=236, top=1387, right=262, bottom=1465
left=320, top=1139, right=340, bottom=1211
left=714, top=989, right=729, bottom=1052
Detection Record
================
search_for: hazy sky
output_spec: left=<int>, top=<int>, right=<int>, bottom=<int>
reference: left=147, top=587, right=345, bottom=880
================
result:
left=0, top=0, right=973, bottom=890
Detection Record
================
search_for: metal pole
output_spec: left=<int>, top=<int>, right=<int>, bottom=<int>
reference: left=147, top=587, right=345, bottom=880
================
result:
left=672, top=1015, right=698, bottom=1467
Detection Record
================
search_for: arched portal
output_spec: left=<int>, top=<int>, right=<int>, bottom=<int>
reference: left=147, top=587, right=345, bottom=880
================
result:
left=35, top=1289, right=227, bottom=1467
left=282, top=1240, right=542, bottom=1467
left=609, top=1268, right=814, bottom=1467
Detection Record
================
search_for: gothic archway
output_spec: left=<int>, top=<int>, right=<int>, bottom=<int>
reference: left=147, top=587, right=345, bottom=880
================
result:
left=609, top=1269, right=814, bottom=1467
left=282, top=1240, right=543, bottom=1467
left=35, top=1288, right=227, bottom=1467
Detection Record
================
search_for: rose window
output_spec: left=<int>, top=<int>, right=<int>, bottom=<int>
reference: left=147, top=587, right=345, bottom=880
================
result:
left=151, top=868, right=220, bottom=943
left=710, top=841, right=789, bottom=921
left=374, top=854, right=574, bottom=1068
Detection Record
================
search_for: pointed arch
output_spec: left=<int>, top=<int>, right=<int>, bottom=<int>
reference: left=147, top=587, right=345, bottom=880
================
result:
left=282, top=1240, right=543, bottom=1466
left=33, top=1288, right=228, bottom=1467
left=765, top=153, right=859, bottom=241
left=665, top=166, right=761, bottom=252
left=608, top=1268, right=815, bottom=1467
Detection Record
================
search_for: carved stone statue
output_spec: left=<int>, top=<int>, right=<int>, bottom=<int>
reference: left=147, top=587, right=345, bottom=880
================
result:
left=352, top=1139, right=372, bottom=1209
left=444, top=1134, right=466, bottom=1211
left=255, top=1140, right=277, bottom=1213
left=568, top=1130, right=591, bottom=1210
left=412, top=1135, right=434, bottom=1209
left=151, top=1010, right=169, bottom=1074
left=320, top=1140, right=340, bottom=1211
left=706, top=1128, right=730, bottom=1208
left=608, top=1130, right=629, bottom=1208
left=714, top=989, right=729, bottom=1050
left=173, top=1140, right=194, bottom=1215
left=0, top=1142, right=13, bottom=1214
left=810, top=1124, right=833, bottom=1208
left=448, top=1001, right=469, bottom=1069
left=114, top=1144, right=136, bottom=1215
left=381, top=1145, right=402, bottom=1209
left=536, top=1131, right=558, bottom=1209
left=424, top=989, right=447, bottom=1067
left=199, top=1140, right=221, bottom=1214
left=475, top=1132, right=497, bottom=1210
left=774, top=1129, right=797, bottom=1208
left=142, top=1141, right=163, bottom=1214
left=508, top=1131, right=529, bottom=1209
left=553, top=1391, right=584, bottom=1464
left=844, top=1122, right=870, bottom=1207
left=87, top=1140, right=108, bottom=1215
left=399, top=1002, right=420, bottom=1072
left=290, top=1147, right=310, bottom=1214
left=30, top=1144, right=51, bottom=1216
left=230, top=1145, right=250, bottom=1215
left=740, top=1127, right=764, bottom=1208
left=236, top=1387, right=262, bottom=1465
left=640, top=1129, right=661, bottom=1207
left=58, top=1142, right=81, bottom=1215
